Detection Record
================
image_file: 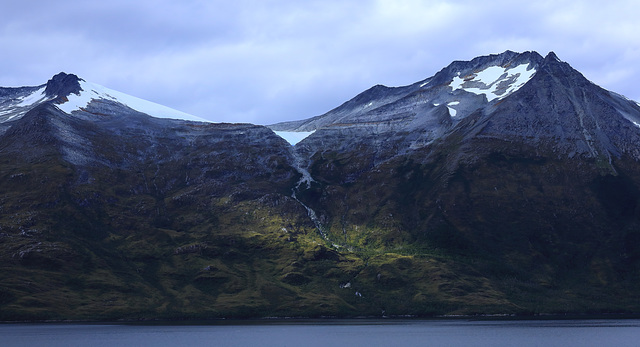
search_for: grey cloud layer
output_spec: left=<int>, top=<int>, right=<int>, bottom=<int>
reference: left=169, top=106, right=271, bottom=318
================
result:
left=2, top=0, right=639, bottom=124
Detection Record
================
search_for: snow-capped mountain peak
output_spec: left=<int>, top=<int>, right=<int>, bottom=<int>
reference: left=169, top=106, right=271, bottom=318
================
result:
left=57, top=79, right=210, bottom=123
left=0, top=72, right=211, bottom=124
left=269, top=50, right=545, bottom=137
left=269, top=50, right=640, bottom=162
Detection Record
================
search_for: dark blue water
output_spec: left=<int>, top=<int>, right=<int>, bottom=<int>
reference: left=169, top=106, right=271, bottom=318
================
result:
left=2, top=319, right=639, bottom=346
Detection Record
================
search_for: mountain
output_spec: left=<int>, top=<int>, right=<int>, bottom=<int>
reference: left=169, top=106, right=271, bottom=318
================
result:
left=2, top=51, right=640, bottom=321
left=271, top=50, right=640, bottom=315
left=1, top=73, right=209, bottom=123
left=271, top=51, right=640, bottom=159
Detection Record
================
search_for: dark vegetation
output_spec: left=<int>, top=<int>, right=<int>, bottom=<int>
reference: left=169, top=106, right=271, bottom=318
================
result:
left=2, top=108, right=640, bottom=321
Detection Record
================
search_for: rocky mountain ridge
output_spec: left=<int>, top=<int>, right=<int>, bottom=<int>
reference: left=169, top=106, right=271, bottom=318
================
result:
left=272, top=51, right=640, bottom=161
left=1, top=50, right=640, bottom=320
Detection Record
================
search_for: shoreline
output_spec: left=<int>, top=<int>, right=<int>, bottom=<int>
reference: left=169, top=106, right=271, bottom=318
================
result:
left=2, top=312, right=640, bottom=325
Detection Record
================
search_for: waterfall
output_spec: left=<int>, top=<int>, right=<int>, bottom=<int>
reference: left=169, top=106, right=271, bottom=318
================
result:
left=288, top=148, right=328, bottom=240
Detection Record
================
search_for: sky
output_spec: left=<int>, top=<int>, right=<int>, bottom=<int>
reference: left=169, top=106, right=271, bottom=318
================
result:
left=2, top=0, right=640, bottom=125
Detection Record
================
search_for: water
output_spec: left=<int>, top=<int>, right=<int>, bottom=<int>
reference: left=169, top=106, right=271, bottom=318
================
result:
left=2, top=319, right=640, bottom=347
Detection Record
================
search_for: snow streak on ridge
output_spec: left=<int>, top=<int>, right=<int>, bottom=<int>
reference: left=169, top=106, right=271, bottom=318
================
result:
left=17, top=87, right=48, bottom=107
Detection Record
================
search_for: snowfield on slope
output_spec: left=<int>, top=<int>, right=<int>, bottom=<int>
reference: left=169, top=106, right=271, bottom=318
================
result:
left=20, top=79, right=310, bottom=145
left=17, top=87, right=49, bottom=107
left=450, top=63, right=536, bottom=102
left=56, top=81, right=211, bottom=123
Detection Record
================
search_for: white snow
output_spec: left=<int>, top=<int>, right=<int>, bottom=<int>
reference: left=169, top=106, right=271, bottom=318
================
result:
left=273, top=130, right=315, bottom=146
left=500, top=64, right=536, bottom=97
left=57, top=81, right=210, bottom=123
left=450, top=72, right=464, bottom=90
left=450, top=63, right=536, bottom=102
left=17, top=87, right=47, bottom=107
left=446, top=101, right=459, bottom=117
left=420, top=81, right=429, bottom=87
left=474, top=66, right=507, bottom=86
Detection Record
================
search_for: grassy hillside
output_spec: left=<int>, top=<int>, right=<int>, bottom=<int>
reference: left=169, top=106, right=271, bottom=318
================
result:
left=1, top=110, right=640, bottom=321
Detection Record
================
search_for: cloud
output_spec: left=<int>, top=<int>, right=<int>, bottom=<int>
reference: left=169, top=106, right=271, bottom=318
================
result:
left=2, top=0, right=640, bottom=124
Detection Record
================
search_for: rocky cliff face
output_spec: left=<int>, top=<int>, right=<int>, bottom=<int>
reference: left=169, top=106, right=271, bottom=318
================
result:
left=44, top=72, right=83, bottom=100
left=2, top=52, right=640, bottom=321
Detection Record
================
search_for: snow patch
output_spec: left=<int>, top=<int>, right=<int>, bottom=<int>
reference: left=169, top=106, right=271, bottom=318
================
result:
left=474, top=66, right=507, bottom=86
left=450, top=72, right=464, bottom=91
left=450, top=63, right=536, bottom=102
left=17, top=87, right=47, bottom=107
left=56, top=81, right=210, bottom=122
left=446, top=101, right=459, bottom=117
left=273, top=130, right=315, bottom=146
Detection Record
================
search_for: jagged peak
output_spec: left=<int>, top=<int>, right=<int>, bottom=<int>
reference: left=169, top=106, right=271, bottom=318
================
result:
left=44, top=72, right=84, bottom=98
left=536, top=51, right=587, bottom=82
left=452, top=50, right=542, bottom=69
left=544, top=51, right=561, bottom=62
left=540, top=51, right=577, bottom=71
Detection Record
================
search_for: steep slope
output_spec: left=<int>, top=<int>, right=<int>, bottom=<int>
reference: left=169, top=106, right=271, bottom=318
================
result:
left=287, top=51, right=640, bottom=314
left=0, top=74, right=337, bottom=320
left=3, top=51, right=640, bottom=321
left=4, top=73, right=500, bottom=320
left=0, top=85, right=52, bottom=123
left=268, top=51, right=547, bottom=186
left=275, top=51, right=640, bottom=182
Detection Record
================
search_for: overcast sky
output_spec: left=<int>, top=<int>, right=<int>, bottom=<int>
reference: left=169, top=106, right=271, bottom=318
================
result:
left=2, top=0, right=640, bottom=124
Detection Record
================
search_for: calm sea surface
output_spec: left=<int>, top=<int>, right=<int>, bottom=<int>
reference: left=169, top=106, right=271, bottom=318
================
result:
left=1, top=319, right=640, bottom=347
